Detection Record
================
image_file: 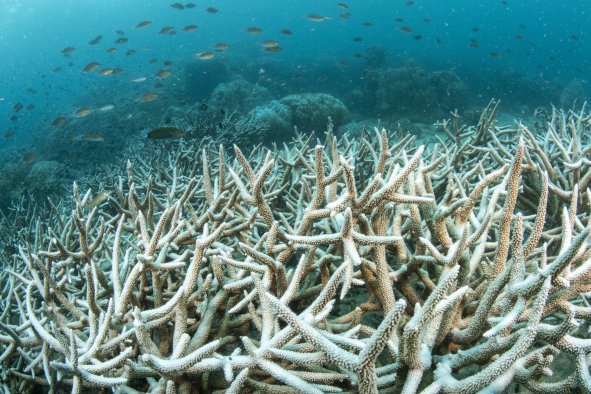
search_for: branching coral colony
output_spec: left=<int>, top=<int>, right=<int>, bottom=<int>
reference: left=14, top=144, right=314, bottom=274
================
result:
left=2, top=101, right=591, bottom=393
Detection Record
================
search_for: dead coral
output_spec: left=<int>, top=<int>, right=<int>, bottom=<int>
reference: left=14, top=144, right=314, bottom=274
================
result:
left=1, top=105, right=591, bottom=393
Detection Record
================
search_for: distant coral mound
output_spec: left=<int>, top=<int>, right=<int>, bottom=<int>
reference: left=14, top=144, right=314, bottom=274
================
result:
left=363, top=61, right=468, bottom=120
left=25, top=160, right=73, bottom=196
left=279, top=92, right=349, bottom=133
left=248, top=93, right=350, bottom=140
left=209, top=77, right=273, bottom=115
left=248, top=100, right=293, bottom=140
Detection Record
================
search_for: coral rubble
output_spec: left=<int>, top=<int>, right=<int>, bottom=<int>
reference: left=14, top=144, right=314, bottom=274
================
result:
left=1, top=103, right=591, bottom=393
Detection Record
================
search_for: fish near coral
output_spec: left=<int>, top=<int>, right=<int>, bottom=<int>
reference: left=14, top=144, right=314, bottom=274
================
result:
left=147, top=127, right=187, bottom=139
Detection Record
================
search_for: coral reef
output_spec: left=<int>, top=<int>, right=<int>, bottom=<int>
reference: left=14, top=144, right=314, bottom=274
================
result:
left=1, top=103, right=591, bottom=393
left=362, top=61, right=468, bottom=120
left=181, top=106, right=271, bottom=147
left=363, top=45, right=387, bottom=69
left=0, top=159, right=81, bottom=212
left=280, top=93, right=350, bottom=133
left=0, top=161, right=34, bottom=210
left=247, top=100, right=294, bottom=140
left=247, top=93, right=349, bottom=140
left=340, top=118, right=436, bottom=148
left=24, top=161, right=73, bottom=197
left=208, top=77, right=273, bottom=115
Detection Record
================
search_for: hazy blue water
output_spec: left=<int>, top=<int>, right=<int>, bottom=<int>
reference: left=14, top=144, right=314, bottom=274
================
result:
left=0, top=0, right=589, bottom=152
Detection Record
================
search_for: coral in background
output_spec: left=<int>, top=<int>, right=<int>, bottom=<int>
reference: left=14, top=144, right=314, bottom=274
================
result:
left=248, top=93, right=350, bottom=140
left=362, top=61, right=468, bottom=120
left=181, top=104, right=271, bottom=147
left=208, top=77, right=273, bottom=115
left=558, top=79, right=588, bottom=109
left=364, top=45, right=387, bottom=69
left=247, top=100, right=294, bottom=140
left=280, top=92, right=350, bottom=133
left=1, top=104, right=591, bottom=393
left=339, top=118, right=437, bottom=148
left=182, top=59, right=232, bottom=103
left=24, top=161, right=72, bottom=197
left=0, top=162, right=34, bottom=210
left=469, top=71, right=588, bottom=111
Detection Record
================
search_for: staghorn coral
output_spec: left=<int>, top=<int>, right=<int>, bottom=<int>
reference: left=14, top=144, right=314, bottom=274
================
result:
left=1, top=105, right=591, bottom=393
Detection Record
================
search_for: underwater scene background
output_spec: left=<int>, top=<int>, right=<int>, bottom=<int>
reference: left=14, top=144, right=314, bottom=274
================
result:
left=3, top=1, right=591, bottom=393
left=0, top=0, right=589, bottom=209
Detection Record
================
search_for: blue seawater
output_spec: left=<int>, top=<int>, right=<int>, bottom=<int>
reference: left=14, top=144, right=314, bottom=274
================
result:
left=0, top=0, right=589, bottom=207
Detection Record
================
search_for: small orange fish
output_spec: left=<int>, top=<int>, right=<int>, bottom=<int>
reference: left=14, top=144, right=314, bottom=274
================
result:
left=147, top=127, right=187, bottom=139
left=160, top=26, right=175, bottom=35
left=98, top=68, right=114, bottom=76
left=140, top=92, right=158, bottom=102
left=80, top=133, right=104, bottom=142
left=246, top=27, right=263, bottom=35
left=83, top=62, right=101, bottom=72
left=52, top=117, right=67, bottom=127
left=61, top=47, right=75, bottom=56
left=182, top=25, right=198, bottom=32
left=261, top=39, right=279, bottom=48
left=89, top=35, right=102, bottom=45
left=87, top=191, right=111, bottom=208
left=136, top=20, right=152, bottom=28
left=98, top=104, right=115, bottom=112
left=73, top=108, right=92, bottom=118
left=154, top=69, right=172, bottom=78
left=195, top=51, right=215, bottom=60
left=213, top=43, right=230, bottom=51
left=307, top=14, right=329, bottom=22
